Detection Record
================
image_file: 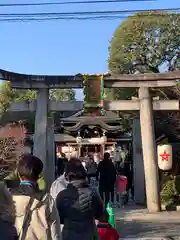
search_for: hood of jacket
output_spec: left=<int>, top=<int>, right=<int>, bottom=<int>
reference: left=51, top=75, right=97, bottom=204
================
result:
left=69, top=179, right=89, bottom=189
left=50, top=174, right=68, bottom=200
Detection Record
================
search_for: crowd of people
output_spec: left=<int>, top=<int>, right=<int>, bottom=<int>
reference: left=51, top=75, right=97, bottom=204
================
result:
left=0, top=153, right=121, bottom=240
left=55, top=148, right=134, bottom=206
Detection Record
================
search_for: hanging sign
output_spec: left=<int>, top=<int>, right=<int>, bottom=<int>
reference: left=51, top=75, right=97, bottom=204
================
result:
left=157, top=144, right=172, bottom=170
left=82, top=74, right=104, bottom=115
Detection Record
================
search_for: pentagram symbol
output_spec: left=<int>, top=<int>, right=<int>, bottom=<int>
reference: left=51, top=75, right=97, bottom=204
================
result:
left=160, top=151, right=169, bottom=161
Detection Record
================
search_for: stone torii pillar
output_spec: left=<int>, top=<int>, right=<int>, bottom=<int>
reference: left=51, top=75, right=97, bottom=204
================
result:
left=132, top=117, right=145, bottom=205
left=139, top=87, right=160, bottom=212
left=46, top=117, right=55, bottom=190
left=33, top=88, right=53, bottom=187
left=33, top=88, right=49, bottom=164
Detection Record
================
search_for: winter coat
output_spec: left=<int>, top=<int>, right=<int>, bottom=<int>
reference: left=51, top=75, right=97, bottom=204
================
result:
left=56, top=179, right=104, bottom=240
left=11, top=183, right=61, bottom=240
left=97, top=159, right=116, bottom=191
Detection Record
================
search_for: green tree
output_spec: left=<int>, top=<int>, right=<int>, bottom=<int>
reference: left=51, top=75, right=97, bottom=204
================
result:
left=49, top=89, right=75, bottom=101
left=107, top=12, right=180, bottom=100
left=107, top=11, right=180, bottom=138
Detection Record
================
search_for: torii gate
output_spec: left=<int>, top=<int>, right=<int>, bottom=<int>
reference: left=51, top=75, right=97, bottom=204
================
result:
left=0, top=69, right=180, bottom=213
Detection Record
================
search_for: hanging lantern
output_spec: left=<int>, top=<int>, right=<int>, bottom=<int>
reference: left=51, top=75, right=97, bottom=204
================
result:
left=101, top=133, right=107, bottom=143
left=157, top=144, right=172, bottom=170
left=76, top=136, right=82, bottom=143
left=76, top=132, right=82, bottom=143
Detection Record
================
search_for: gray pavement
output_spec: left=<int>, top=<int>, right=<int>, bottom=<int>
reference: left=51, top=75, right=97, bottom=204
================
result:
left=115, top=204, right=180, bottom=239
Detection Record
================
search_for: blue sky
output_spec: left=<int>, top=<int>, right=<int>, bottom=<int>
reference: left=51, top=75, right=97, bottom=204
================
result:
left=0, top=0, right=179, bottom=100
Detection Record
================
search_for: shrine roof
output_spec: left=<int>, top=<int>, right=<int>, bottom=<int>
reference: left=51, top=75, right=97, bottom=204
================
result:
left=60, top=110, right=120, bottom=123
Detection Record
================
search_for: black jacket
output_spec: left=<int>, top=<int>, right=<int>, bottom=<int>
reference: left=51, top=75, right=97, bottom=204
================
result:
left=56, top=179, right=104, bottom=240
left=97, top=159, right=116, bottom=190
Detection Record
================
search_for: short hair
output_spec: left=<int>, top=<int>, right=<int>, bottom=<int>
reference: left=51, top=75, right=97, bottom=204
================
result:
left=17, top=154, right=43, bottom=181
left=65, top=158, right=86, bottom=181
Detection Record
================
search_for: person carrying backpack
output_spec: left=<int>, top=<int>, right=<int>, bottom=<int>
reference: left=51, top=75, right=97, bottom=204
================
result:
left=11, top=154, right=61, bottom=240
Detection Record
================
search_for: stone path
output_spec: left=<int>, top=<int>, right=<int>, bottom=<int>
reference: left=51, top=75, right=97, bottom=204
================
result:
left=115, top=204, right=180, bottom=239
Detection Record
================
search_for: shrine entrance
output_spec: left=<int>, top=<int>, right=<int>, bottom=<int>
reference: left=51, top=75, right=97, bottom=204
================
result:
left=1, top=69, right=180, bottom=213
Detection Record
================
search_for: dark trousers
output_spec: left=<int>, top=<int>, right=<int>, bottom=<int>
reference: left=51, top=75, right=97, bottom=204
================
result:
left=99, top=186, right=114, bottom=208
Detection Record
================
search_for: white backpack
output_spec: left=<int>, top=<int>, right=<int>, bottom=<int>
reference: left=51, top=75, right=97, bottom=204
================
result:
left=13, top=194, right=60, bottom=240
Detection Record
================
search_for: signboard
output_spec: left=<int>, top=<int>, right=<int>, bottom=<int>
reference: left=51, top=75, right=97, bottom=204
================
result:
left=83, top=75, right=104, bottom=114
left=85, top=78, right=101, bottom=105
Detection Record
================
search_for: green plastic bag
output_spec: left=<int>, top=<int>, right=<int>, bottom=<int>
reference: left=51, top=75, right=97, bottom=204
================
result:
left=106, top=203, right=116, bottom=227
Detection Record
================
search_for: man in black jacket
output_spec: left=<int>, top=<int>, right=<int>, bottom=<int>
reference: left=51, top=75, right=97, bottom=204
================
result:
left=56, top=158, right=104, bottom=240
left=97, top=153, right=116, bottom=207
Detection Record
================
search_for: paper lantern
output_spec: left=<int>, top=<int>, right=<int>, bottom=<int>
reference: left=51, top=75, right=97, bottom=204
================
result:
left=157, top=144, right=172, bottom=170
left=76, top=136, right=82, bottom=143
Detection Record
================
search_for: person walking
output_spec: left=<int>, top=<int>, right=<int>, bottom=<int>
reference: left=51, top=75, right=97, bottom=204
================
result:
left=0, top=182, right=18, bottom=240
left=56, top=158, right=104, bottom=240
left=97, top=153, right=117, bottom=207
left=11, top=154, right=61, bottom=240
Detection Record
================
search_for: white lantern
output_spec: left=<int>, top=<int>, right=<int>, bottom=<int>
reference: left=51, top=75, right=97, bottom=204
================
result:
left=76, top=136, right=82, bottom=143
left=101, top=135, right=107, bottom=143
left=157, top=144, right=172, bottom=170
left=101, top=132, right=107, bottom=143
